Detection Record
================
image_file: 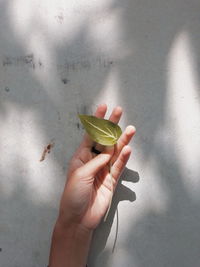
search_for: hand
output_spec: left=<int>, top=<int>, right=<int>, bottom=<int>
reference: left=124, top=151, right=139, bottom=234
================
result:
left=58, top=104, right=136, bottom=230
left=49, top=104, right=136, bottom=266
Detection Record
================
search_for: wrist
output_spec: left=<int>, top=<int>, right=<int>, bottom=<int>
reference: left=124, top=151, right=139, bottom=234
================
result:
left=49, top=219, right=93, bottom=267
left=55, top=217, right=93, bottom=237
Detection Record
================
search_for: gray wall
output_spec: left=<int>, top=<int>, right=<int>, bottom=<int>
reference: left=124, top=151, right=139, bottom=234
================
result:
left=1, top=0, right=200, bottom=266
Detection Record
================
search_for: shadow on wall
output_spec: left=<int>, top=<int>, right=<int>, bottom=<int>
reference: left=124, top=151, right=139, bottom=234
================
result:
left=0, top=0, right=200, bottom=266
left=89, top=167, right=140, bottom=261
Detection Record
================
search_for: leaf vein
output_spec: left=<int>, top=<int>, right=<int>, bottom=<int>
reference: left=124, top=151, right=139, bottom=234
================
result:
left=84, top=118, right=116, bottom=139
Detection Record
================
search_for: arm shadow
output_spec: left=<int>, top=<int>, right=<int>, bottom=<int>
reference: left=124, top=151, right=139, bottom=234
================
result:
left=88, top=167, right=140, bottom=264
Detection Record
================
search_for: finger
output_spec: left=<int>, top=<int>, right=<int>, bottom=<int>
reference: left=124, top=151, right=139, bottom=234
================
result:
left=94, top=103, right=107, bottom=118
left=112, top=125, right=136, bottom=163
left=81, top=104, right=107, bottom=148
left=108, top=106, right=123, bottom=124
left=111, top=145, right=132, bottom=185
left=77, top=148, right=113, bottom=180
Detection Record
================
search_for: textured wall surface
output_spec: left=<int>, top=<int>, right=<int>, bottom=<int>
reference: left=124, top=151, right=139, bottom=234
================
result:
left=1, top=0, right=200, bottom=266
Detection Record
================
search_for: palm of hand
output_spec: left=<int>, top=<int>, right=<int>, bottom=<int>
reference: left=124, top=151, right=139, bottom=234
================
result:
left=68, top=146, right=114, bottom=229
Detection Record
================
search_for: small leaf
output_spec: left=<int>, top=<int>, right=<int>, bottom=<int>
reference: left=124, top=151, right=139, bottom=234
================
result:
left=78, top=114, right=122, bottom=146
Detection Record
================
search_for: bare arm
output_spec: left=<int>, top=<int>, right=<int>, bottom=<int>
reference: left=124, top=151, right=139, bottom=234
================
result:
left=49, top=220, right=92, bottom=266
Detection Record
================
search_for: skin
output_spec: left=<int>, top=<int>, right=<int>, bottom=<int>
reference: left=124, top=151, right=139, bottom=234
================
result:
left=49, top=104, right=136, bottom=267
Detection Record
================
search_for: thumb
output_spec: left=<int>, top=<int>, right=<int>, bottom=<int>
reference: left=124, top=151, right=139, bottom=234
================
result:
left=78, top=148, right=113, bottom=179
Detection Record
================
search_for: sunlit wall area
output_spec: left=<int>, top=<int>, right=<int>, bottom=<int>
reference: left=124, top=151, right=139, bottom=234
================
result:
left=167, top=30, right=200, bottom=197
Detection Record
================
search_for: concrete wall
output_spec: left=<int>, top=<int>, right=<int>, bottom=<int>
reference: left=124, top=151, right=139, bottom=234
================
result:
left=1, top=0, right=200, bottom=266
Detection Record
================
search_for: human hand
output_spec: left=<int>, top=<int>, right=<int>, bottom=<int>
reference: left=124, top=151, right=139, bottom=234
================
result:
left=58, top=104, right=136, bottom=230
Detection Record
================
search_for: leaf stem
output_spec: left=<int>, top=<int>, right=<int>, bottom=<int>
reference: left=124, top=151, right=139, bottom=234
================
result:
left=104, top=161, right=113, bottom=221
left=104, top=144, right=116, bottom=221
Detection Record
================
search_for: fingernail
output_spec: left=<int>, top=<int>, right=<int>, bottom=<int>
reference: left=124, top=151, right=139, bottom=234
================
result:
left=127, top=125, right=136, bottom=134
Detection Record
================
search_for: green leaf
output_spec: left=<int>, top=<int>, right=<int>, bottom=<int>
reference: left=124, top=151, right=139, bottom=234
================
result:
left=78, top=114, right=122, bottom=146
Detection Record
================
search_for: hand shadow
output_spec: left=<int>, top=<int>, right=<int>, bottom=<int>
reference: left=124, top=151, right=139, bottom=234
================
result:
left=88, top=167, right=140, bottom=264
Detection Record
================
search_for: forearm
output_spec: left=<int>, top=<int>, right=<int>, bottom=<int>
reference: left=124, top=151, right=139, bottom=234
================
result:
left=49, top=220, right=93, bottom=267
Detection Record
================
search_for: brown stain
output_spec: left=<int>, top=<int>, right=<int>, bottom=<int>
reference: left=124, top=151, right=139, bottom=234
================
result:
left=39, top=142, right=54, bottom=162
